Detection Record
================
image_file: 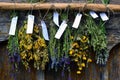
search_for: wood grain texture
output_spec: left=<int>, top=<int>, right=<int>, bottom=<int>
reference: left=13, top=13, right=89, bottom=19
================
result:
left=0, top=2, right=119, bottom=11
left=0, top=41, right=37, bottom=80
left=107, top=43, right=120, bottom=80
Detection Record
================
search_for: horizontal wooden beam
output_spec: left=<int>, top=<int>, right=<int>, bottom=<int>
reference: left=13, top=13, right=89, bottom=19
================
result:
left=0, top=2, right=119, bottom=12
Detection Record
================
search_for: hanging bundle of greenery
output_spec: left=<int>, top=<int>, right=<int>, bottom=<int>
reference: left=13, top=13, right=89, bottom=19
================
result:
left=48, top=20, right=58, bottom=69
left=69, top=22, right=92, bottom=74
left=86, top=15, right=108, bottom=65
left=47, top=12, right=63, bottom=71
left=7, top=30, right=20, bottom=70
left=18, top=21, right=49, bottom=70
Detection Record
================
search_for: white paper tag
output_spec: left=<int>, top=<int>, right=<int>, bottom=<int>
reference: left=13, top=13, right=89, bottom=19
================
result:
left=60, top=20, right=66, bottom=27
left=26, top=15, right=35, bottom=34
left=89, top=11, right=98, bottom=19
left=41, top=20, right=49, bottom=41
left=9, top=16, right=18, bottom=35
left=55, top=21, right=67, bottom=39
left=72, top=13, right=82, bottom=29
left=53, top=11, right=59, bottom=27
left=100, top=13, right=109, bottom=21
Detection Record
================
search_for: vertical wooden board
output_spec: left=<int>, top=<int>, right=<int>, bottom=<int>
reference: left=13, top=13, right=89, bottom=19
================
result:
left=0, top=41, right=37, bottom=80
left=45, top=54, right=101, bottom=80
left=0, top=41, right=12, bottom=80
left=107, top=43, right=120, bottom=80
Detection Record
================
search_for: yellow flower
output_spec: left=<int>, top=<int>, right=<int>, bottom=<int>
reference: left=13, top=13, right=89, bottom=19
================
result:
left=74, top=59, right=78, bottom=62
left=27, top=44, right=33, bottom=50
left=77, top=54, right=81, bottom=57
left=82, top=56, right=87, bottom=60
left=34, top=26, right=39, bottom=33
left=70, top=36, right=74, bottom=40
left=80, top=36, right=88, bottom=43
left=72, top=42, right=79, bottom=48
left=34, top=42, right=39, bottom=49
left=69, top=49, right=74, bottom=55
left=87, top=58, right=92, bottom=63
left=34, top=54, right=39, bottom=61
left=81, top=63, right=85, bottom=67
left=80, top=48, right=83, bottom=50
left=79, top=67, right=82, bottom=70
left=20, top=53, right=27, bottom=59
left=76, top=71, right=81, bottom=74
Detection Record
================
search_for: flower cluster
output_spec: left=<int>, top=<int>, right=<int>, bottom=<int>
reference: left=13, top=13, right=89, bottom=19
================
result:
left=69, top=35, right=92, bottom=74
left=18, top=23, right=49, bottom=70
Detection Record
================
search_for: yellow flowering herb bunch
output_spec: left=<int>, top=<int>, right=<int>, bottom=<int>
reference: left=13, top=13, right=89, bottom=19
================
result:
left=69, top=35, right=92, bottom=74
left=18, top=22, right=49, bottom=70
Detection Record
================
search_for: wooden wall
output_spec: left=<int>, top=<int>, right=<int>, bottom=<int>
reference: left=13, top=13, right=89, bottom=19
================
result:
left=45, top=43, right=120, bottom=80
left=0, top=41, right=36, bottom=80
left=0, top=0, right=120, bottom=80
left=0, top=41, right=120, bottom=80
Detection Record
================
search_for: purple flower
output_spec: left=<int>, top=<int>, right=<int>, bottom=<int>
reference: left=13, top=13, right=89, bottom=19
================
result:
left=10, top=57, right=15, bottom=63
left=61, top=70, right=65, bottom=77
left=68, top=74, right=72, bottom=80
left=14, top=53, right=21, bottom=62
left=68, top=75, right=72, bottom=80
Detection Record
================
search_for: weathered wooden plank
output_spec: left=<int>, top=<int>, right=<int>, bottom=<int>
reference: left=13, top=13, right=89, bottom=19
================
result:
left=107, top=43, right=120, bottom=80
left=0, top=42, right=37, bottom=80
left=0, top=41, right=12, bottom=80
left=0, top=11, right=10, bottom=42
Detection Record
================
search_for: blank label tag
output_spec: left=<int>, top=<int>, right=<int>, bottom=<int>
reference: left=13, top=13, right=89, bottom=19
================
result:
left=53, top=11, right=59, bottom=27
left=9, top=16, right=18, bottom=35
left=89, top=11, right=98, bottom=19
left=72, top=13, right=82, bottom=29
left=100, top=13, right=109, bottom=21
left=26, top=15, right=35, bottom=34
left=55, top=21, right=67, bottom=39
left=41, top=20, right=49, bottom=41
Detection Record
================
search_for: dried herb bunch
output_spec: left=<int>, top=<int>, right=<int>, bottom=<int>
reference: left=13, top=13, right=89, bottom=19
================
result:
left=18, top=22, right=49, bottom=70
left=48, top=14, right=62, bottom=70
left=7, top=30, right=20, bottom=70
left=86, top=15, right=108, bottom=65
left=69, top=24, right=92, bottom=74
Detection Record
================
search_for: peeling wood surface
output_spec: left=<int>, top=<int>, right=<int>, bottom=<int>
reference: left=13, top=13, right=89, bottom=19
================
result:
left=106, top=13, right=120, bottom=51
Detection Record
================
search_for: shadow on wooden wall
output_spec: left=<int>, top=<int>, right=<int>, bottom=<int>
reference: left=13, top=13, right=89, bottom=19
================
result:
left=0, top=41, right=36, bottom=80
left=107, top=43, right=120, bottom=80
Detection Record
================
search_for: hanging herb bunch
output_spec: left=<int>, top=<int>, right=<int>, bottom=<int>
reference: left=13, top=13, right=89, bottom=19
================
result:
left=7, top=30, right=20, bottom=70
left=18, top=21, right=49, bottom=70
left=48, top=12, right=62, bottom=71
left=69, top=24, right=92, bottom=74
left=86, top=15, right=108, bottom=65
left=48, top=12, right=72, bottom=73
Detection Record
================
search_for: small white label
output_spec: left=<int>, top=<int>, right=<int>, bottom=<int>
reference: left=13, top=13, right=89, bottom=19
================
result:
left=53, top=11, right=59, bottom=27
left=55, top=21, right=67, bottom=39
left=41, top=20, right=49, bottom=41
left=26, top=15, right=35, bottom=34
left=89, top=11, right=98, bottom=19
left=100, top=13, right=109, bottom=21
left=9, top=16, right=18, bottom=35
left=72, top=13, right=82, bottom=29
